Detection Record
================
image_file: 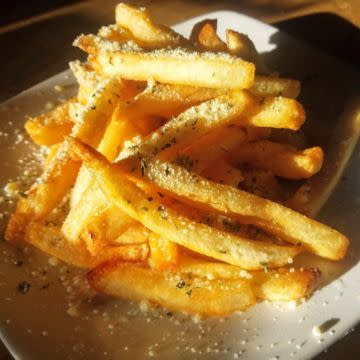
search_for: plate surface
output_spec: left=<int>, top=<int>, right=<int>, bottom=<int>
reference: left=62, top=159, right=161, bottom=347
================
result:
left=0, top=11, right=360, bottom=360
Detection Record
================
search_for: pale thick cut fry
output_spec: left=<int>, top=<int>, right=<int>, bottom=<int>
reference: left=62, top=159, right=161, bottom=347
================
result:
left=121, top=83, right=226, bottom=119
left=226, top=29, right=268, bottom=74
left=149, top=232, right=179, bottom=270
left=70, top=139, right=302, bottom=270
left=26, top=222, right=149, bottom=268
left=25, top=99, right=75, bottom=146
left=177, top=256, right=320, bottom=301
left=142, top=158, right=349, bottom=260
left=197, top=22, right=227, bottom=52
left=118, top=92, right=305, bottom=161
left=87, top=261, right=255, bottom=315
left=75, top=35, right=255, bottom=90
left=115, top=3, right=190, bottom=48
left=6, top=142, right=80, bottom=242
left=230, top=140, right=324, bottom=179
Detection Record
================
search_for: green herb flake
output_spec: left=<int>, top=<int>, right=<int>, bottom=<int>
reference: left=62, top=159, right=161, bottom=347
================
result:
left=17, top=281, right=31, bottom=294
left=176, top=280, right=186, bottom=289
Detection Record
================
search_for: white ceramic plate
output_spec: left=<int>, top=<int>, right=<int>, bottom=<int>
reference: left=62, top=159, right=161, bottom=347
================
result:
left=0, top=11, right=359, bottom=360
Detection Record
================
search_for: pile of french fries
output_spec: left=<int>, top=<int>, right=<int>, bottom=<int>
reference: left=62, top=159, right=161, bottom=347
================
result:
left=6, top=3, right=349, bottom=316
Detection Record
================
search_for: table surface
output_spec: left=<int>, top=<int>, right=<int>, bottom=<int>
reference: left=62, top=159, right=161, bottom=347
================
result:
left=0, top=1, right=359, bottom=359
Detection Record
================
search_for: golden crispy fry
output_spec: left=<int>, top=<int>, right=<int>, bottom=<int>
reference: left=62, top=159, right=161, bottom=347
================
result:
left=87, top=261, right=255, bottom=315
left=25, top=99, right=75, bottom=146
left=252, top=75, right=301, bottom=99
left=177, top=256, right=320, bottom=301
left=75, top=35, right=255, bottom=90
left=6, top=142, right=80, bottom=243
left=142, top=158, right=349, bottom=260
left=149, top=232, right=179, bottom=271
left=70, top=139, right=302, bottom=270
left=26, top=222, right=149, bottom=268
left=69, top=61, right=100, bottom=105
left=190, top=18, right=217, bottom=44
left=115, top=3, right=190, bottom=48
left=229, top=140, right=324, bottom=179
left=197, top=23, right=227, bottom=52
left=252, top=267, right=320, bottom=301
left=226, top=29, right=268, bottom=74
left=118, top=92, right=305, bottom=161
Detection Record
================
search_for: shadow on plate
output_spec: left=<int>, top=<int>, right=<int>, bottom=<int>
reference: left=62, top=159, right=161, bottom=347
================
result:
left=261, top=14, right=360, bottom=288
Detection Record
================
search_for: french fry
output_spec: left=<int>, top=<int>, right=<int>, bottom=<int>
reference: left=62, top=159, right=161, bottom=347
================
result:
left=149, top=232, right=179, bottom=270
left=198, top=22, right=227, bottom=52
left=75, top=35, right=255, bottom=90
left=114, top=223, right=149, bottom=245
left=178, top=126, right=246, bottom=173
left=72, top=77, right=133, bottom=148
left=201, top=161, right=244, bottom=188
left=69, top=139, right=302, bottom=270
left=117, top=92, right=305, bottom=161
left=98, top=102, right=162, bottom=161
left=226, top=29, right=269, bottom=74
left=190, top=18, right=217, bottom=44
left=98, top=24, right=134, bottom=43
left=252, top=267, right=320, bottom=301
left=87, top=261, right=255, bottom=315
left=229, top=140, right=324, bottom=179
left=62, top=184, right=135, bottom=251
left=6, top=141, right=80, bottom=243
left=25, top=99, right=75, bottom=146
left=177, top=256, right=320, bottom=301
left=115, top=3, right=190, bottom=49
left=252, top=75, right=301, bottom=99
left=239, top=168, right=283, bottom=201
left=141, top=158, right=349, bottom=260
left=26, top=221, right=149, bottom=268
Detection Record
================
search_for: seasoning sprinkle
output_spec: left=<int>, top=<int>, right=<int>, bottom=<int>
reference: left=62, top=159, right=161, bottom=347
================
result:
left=17, top=281, right=31, bottom=294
